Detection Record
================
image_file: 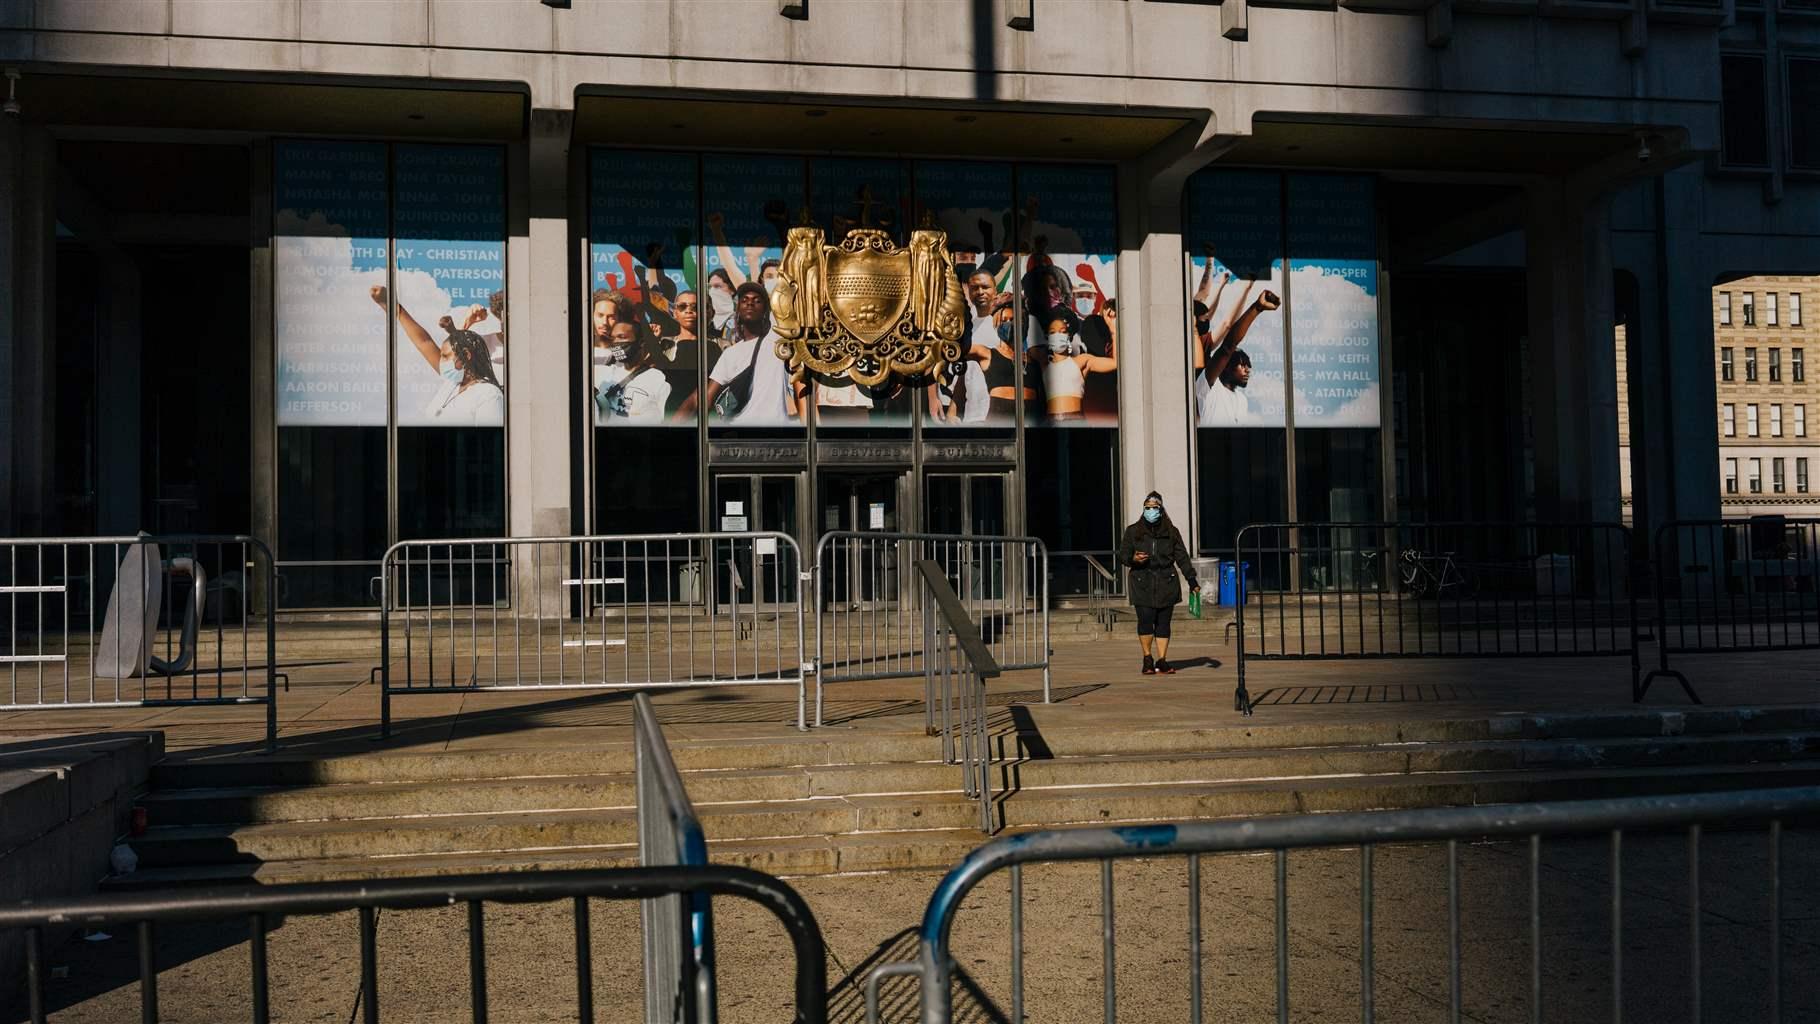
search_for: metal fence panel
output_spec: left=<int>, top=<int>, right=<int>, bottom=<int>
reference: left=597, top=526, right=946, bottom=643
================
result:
left=870, top=786, right=1820, bottom=1024
left=1643, top=517, right=1820, bottom=702
left=0, top=534, right=279, bottom=751
left=1, top=864, right=826, bottom=1024
left=379, top=533, right=808, bottom=735
left=813, top=532, right=1049, bottom=726
left=1233, top=522, right=1639, bottom=714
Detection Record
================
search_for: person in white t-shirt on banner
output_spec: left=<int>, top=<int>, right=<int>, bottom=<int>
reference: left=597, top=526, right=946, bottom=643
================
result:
left=1190, top=257, right=1280, bottom=426
left=594, top=320, right=671, bottom=424
left=674, top=283, right=802, bottom=426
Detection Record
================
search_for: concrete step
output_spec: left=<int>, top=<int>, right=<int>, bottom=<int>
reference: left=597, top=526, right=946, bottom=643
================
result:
left=137, top=730, right=1820, bottom=828
left=111, top=760, right=1820, bottom=885
left=154, top=706, right=1820, bottom=792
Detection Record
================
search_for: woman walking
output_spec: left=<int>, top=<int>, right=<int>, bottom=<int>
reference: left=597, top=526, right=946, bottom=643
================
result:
left=1117, top=492, right=1200, bottom=675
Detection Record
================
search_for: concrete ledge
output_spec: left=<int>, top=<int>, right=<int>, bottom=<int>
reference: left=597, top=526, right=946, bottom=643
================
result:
left=0, top=733, right=162, bottom=1010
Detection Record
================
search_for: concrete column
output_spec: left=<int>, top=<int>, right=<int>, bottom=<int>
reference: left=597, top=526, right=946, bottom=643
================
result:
left=509, top=110, right=573, bottom=614
left=0, top=115, right=18, bottom=537
left=1639, top=166, right=1720, bottom=531
left=12, top=124, right=55, bottom=536
left=94, top=252, right=142, bottom=534
left=1117, top=129, right=1234, bottom=552
left=1524, top=180, right=1623, bottom=525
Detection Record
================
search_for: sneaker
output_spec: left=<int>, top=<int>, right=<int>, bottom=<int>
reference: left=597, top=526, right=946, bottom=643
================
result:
left=1155, top=660, right=1177, bottom=675
left=1142, top=655, right=1156, bottom=675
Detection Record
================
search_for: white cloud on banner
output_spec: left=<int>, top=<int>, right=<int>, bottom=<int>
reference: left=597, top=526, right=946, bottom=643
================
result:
left=394, top=268, right=472, bottom=427
left=1288, top=262, right=1380, bottom=428
left=273, top=215, right=387, bottom=427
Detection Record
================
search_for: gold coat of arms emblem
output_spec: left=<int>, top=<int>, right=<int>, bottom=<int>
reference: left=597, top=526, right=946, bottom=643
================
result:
left=772, top=224, right=967, bottom=389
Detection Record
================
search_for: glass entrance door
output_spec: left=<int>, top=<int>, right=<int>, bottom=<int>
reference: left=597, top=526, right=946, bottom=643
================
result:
left=925, top=473, right=1008, bottom=538
left=709, top=473, right=802, bottom=611
left=817, top=471, right=908, bottom=610
left=924, top=472, right=1013, bottom=603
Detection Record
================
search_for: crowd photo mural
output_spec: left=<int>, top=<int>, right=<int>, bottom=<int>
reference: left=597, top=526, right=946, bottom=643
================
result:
left=586, top=152, right=1120, bottom=431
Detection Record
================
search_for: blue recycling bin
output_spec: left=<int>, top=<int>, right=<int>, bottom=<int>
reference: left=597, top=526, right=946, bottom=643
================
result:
left=1217, top=560, right=1250, bottom=606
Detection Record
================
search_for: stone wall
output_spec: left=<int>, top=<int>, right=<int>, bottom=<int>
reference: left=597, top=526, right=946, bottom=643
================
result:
left=0, top=733, right=161, bottom=1009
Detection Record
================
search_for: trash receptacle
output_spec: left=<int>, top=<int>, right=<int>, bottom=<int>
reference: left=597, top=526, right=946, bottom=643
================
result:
left=1191, top=558, right=1220, bottom=600
left=678, top=561, right=703, bottom=604
left=1218, top=561, right=1250, bottom=606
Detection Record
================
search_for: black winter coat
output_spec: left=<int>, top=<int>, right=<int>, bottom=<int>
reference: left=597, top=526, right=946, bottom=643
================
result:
left=1117, top=519, right=1198, bottom=609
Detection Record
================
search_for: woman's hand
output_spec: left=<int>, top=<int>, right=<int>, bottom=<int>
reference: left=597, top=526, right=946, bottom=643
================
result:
left=1133, top=551, right=1150, bottom=563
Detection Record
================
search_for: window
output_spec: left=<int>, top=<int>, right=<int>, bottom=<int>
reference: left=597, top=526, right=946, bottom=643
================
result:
left=1793, top=293, right=1804, bottom=326
left=1791, top=58, right=1820, bottom=172
left=1721, top=54, right=1771, bottom=168
left=1771, top=348, right=1783, bottom=381
left=1769, top=293, right=1780, bottom=326
left=1720, top=292, right=1734, bottom=325
left=1749, top=458, right=1763, bottom=493
left=1773, top=458, right=1786, bottom=493
left=1726, top=458, right=1740, bottom=494
left=1747, top=347, right=1759, bottom=380
left=1795, top=348, right=1806, bottom=382
left=1744, top=293, right=1757, bottom=326
left=1798, top=404, right=1808, bottom=437
left=1724, top=403, right=1737, bottom=436
left=1772, top=404, right=1783, bottom=436
left=1722, top=347, right=1735, bottom=380
left=1800, top=458, right=1811, bottom=494
left=1748, top=404, right=1760, bottom=435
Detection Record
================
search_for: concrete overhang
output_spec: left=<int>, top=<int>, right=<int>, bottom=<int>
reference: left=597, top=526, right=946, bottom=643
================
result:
left=571, top=92, right=1197, bottom=161
left=1224, top=115, right=1696, bottom=178
left=3, top=68, right=529, bottom=140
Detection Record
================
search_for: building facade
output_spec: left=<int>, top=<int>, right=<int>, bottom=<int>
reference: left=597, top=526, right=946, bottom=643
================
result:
left=1, top=0, right=1815, bottom=608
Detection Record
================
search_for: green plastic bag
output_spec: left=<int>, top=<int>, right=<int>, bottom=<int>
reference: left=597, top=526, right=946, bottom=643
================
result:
left=1187, top=589, right=1203, bottom=619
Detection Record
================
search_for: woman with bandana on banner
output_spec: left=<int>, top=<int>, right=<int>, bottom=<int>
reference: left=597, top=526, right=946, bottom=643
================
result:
left=594, top=319, right=671, bottom=424
left=370, top=285, right=504, bottom=426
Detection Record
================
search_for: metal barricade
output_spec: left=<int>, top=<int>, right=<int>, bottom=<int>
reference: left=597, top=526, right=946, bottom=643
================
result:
left=813, top=532, right=1048, bottom=727
left=916, top=561, right=1003, bottom=833
left=635, top=692, right=716, bottom=1024
left=1233, top=521, right=1639, bottom=715
left=1642, top=517, right=1820, bottom=703
left=379, top=532, right=808, bottom=736
left=2, top=863, right=827, bottom=1024
left=867, top=786, right=1820, bottom=1024
left=0, top=534, right=279, bottom=752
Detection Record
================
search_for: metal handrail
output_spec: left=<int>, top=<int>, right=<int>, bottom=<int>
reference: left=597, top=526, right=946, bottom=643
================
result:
left=634, top=692, right=715, bottom=1024
left=916, top=559, right=1001, bottom=833
left=1082, top=554, right=1117, bottom=632
left=878, top=785, right=1820, bottom=1024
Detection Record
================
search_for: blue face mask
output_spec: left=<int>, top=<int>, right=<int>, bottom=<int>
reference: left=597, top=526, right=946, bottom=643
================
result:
left=440, top=357, right=465, bottom=386
left=1143, top=508, right=1160, bottom=524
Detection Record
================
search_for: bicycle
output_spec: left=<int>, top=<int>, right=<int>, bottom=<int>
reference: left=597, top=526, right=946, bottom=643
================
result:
left=1400, top=548, right=1475, bottom=599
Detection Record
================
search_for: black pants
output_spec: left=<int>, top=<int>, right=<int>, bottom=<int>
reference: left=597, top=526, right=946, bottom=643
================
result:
left=1135, top=604, right=1174, bottom=639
